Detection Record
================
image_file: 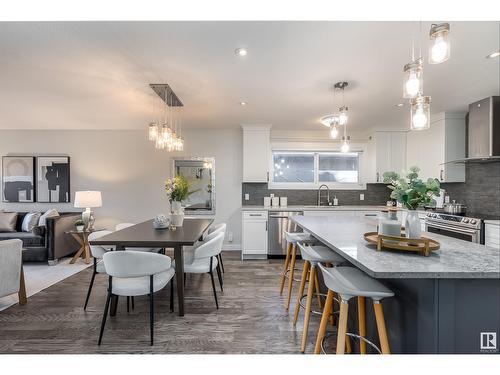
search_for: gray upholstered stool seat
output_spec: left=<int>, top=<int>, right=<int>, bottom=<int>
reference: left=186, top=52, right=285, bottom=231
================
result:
left=315, top=264, right=395, bottom=355
left=284, top=232, right=313, bottom=244
left=298, top=244, right=345, bottom=266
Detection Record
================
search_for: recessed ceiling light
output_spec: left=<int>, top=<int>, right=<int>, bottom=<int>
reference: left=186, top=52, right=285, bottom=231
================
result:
left=240, top=101, right=247, bottom=106
left=395, top=103, right=404, bottom=108
left=235, top=48, right=248, bottom=57
left=486, top=51, right=500, bottom=59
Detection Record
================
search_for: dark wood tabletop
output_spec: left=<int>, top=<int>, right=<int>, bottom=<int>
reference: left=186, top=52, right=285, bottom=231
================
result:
left=89, top=217, right=214, bottom=317
left=90, top=218, right=213, bottom=247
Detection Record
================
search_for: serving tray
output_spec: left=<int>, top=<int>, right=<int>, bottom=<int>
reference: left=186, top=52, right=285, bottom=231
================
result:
left=363, top=232, right=440, bottom=257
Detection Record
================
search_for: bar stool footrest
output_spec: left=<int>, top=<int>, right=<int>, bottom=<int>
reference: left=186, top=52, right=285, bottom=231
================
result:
left=299, top=293, right=340, bottom=316
left=320, top=331, right=382, bottom=354
left=284, top=268, right=303, bottom=283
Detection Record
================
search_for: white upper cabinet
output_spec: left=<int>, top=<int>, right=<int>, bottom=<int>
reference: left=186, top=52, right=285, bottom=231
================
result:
left=242, top=125, right=271, bottom=183
left=367, top=131, right=407, bottom=183
left=406, top=112, right=465, bottom=182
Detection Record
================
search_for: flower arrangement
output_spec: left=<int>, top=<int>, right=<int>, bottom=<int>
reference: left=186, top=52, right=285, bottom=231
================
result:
left=383, top=166, right=441, bottom=210
left=164, top=175, right=197, bottom=203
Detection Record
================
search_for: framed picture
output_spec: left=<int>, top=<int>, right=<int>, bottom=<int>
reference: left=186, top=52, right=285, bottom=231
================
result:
left=36, top=156, right=71, bottom=203
left=2, top=156, right=35, bottom=203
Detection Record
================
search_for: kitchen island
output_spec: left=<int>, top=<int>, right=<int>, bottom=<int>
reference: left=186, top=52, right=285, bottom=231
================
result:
left=292, top=215, right=500, bottom=354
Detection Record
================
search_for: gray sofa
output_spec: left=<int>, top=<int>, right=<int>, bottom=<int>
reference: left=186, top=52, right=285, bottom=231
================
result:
left=0, top=212, right=81, bottom=264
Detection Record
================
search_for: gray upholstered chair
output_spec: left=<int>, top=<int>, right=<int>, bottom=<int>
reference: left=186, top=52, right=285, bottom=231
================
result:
left=0, top=239, right=23, bottom=302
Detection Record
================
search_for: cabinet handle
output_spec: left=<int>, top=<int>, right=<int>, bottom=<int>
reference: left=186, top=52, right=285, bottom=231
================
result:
left=265, top=221, right=268, bottom=231
left=376, top=172, right=380, bottom=182
left=440, top=169, right=444, bottom=181
left=267, top=171, right=269, bottom=182
left=248, top=214, right=261, bottom=217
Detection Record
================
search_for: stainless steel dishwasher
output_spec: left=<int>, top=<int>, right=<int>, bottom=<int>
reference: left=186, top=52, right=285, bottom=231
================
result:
left=268, top=211, right=303, bottom=256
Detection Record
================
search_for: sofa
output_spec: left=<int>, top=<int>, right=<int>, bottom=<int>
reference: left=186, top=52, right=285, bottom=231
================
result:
left=0, top=212, right=81, bottom=264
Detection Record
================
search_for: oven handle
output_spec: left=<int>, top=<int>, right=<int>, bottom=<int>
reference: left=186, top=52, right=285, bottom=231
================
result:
left=425, top=222, right=479, bottom=236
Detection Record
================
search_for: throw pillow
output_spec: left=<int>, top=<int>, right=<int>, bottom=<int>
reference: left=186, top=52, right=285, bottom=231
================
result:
left=0, top=212, right=18, bottom=232
left=38, top=209, right=60, bottom=226
left=21, top=212, right=42, bottom=232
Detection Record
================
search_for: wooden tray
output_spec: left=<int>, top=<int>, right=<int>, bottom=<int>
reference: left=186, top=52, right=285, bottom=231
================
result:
left=364, top=232, right=440, bottom=257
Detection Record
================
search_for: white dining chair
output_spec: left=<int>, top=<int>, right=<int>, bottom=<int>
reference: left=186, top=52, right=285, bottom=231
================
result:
left=98, top=250, right=175, bottom=346
left=115, top=223, right=163, bottom=253
left=174, top=231, right=224, bottom=309
left=0, top=239, right=23, bottom=302
left=84, top=230, right=114, bottom=310
left=208, top=223, right=227, bottom=273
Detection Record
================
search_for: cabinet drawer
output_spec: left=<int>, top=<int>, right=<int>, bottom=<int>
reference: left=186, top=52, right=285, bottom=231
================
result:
left=485, top=238, right=500, bottom=249
left=243, top=211, right=268, bottom=219
left=485, top=224, right=500, bottom=240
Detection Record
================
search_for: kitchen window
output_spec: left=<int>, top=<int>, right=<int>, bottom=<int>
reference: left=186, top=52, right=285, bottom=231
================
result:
left=270, top=150, right=362, bottom=189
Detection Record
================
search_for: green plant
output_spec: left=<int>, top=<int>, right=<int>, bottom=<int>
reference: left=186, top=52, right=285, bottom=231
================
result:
left=74, top=219, right=85, bottom=227
left=383, top=166, right=441, bottom=210
left=165, top=175, right=198, bottom=202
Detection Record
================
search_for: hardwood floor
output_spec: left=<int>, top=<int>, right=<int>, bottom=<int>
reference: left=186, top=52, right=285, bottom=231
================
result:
left=0, top=252, right=325, bottom=354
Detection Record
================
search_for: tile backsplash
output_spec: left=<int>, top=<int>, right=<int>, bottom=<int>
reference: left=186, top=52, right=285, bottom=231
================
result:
left=242, top=183, right=392, bottom=206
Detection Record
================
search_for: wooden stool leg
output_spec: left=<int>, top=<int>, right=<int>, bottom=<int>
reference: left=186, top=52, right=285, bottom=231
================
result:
left=293, top=260, right=310, bottom=326
left=279, top=243, right=293, bottom=295
left=300, top=265, right=316, bottom=353
left=358, top=296, right=367, bottom=354
left=336, top=299, right=349, bottom=354
left=314, top=289, right=334, bottom=354
left=285, top=244, right=297, bottom=310
left=314, top=271, right=322, bottom=309
left=373, top=301, right=391, bottom=354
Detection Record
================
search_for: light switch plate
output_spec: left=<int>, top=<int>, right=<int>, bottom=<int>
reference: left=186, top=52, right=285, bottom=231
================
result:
left=244, top=193, right=249, bottom=200
left=360, top=194, right=365, bottom=201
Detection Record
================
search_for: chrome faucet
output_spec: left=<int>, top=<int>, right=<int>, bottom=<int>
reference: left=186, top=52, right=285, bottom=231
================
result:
left=317, top=184, right=330, bottom=206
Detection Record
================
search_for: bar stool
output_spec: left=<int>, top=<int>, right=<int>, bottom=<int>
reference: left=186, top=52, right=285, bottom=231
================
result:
left=314, top=264, right=394, bottom=354
left=294, top=243, right=346, bottom=353
left=279, top=231, right=314, bottom=310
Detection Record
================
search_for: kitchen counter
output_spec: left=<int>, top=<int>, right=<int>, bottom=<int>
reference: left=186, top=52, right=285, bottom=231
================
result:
left=241, top=205, right=389, bottom=211
left=292, top=215, right=499, bottom=279
left=292, top=215, right=500, bottom=354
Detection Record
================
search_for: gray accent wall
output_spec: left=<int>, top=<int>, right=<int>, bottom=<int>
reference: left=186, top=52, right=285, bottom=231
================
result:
left=242, top=183, right=392, bottom=206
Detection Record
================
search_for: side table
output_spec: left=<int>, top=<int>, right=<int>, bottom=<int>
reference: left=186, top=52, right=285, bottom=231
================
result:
left=66, top=228, right=104, bottom=264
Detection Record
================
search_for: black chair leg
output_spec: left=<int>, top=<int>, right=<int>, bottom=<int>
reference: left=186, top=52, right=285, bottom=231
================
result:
left=98, top=291, right=112, bottom=345
left=131, top=296, right=135, bottom=310
left=149, top=275, right=154, bottom=346
left=127, top=296, right=130, bottom=313
left=218, top=253, right=225, bottom=273
left=216, top=263, right=224, bottom=292
left=84, top=270, right=97, bottom=310
left=209, top=270, right=219, bottom=309
left=184, top=272, right=187, bottom=287
left=170, top=279, right=174, bottom=312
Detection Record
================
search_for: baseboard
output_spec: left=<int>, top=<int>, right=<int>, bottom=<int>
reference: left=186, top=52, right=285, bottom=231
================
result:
left=222, top=244, right=241, bottom=251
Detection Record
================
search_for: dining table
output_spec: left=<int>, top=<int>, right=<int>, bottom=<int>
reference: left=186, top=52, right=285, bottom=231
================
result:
left=89, top=218, right=214, bottom=316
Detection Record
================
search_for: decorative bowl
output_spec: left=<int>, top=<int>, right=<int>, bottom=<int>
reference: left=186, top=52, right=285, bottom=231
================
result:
left=153, top=214, right=170, bottom=229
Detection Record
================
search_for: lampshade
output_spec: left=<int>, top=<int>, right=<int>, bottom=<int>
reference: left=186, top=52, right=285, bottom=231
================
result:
left=74, top=191, right=102, bottom=208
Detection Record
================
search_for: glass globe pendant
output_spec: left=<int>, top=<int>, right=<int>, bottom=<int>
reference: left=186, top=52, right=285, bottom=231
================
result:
left=429, top=23, right=450, bottom=64
left=403, top=59, right=423, bottom=99
left=148, top=122, right=158, bottom=141
left=340, top=136, right=350, bottom=153
left=410, top=95, right=431, bottom=130
left=338, top=106, right=348, bottom=126
left=330, top=125, right=339, bottom=139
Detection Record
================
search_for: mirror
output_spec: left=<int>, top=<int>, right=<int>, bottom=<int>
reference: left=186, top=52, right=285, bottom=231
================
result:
left=172, top=157, right=215, bottom=215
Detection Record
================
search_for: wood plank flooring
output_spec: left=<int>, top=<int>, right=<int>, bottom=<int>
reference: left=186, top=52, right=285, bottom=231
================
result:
left=0, top=252, right=326, bottom=354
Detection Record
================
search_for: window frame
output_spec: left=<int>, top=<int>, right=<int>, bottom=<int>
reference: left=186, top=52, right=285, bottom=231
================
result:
left=268, top=142, right=367, bottom=190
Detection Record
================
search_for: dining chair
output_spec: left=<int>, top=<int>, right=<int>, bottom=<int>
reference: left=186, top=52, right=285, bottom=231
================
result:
left=84, top=230, right=114, bottom=310
left=174, top=231, right=224, bottom=309
left=0, top=239, right=23, bottom=303
left=208, top=223, right=227, bottom=273
left=115, top=223, right=163, bottom=253
left=98, top=250, right=175, bottom=346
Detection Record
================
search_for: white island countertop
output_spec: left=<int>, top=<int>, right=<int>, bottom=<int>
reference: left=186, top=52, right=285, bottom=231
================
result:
left=241, top=205, right=389, bottom=211
left=292, top=215, right=500, bottom=279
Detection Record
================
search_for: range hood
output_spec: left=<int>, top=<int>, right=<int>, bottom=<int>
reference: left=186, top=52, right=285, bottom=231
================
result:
left=450, top=96, right=500, bottom=163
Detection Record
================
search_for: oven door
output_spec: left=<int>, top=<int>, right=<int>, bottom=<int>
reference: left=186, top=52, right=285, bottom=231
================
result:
left=425, top=222, right=480, bottom=243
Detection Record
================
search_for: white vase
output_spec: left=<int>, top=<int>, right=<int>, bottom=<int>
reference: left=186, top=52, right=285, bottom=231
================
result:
left=405, top=210, right=422, bottom=239
left=170, top=213, right=184, bottom=227
left=171, top=201, right=183, bottom=213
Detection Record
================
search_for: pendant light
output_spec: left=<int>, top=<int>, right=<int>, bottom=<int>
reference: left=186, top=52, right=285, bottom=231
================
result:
left=410, top=95, right=431, bottom=130
left=340, top=136, right=350, bottom=153
left=330, top=124, right=339, bottom=139
left=403, top=58, right=423, bottom=98
left=429, top=23, right=450, bottom=64
left=335, top=81, right=349, bottom=125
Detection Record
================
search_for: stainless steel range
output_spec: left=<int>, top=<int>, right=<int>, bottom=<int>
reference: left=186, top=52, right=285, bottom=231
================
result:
left=425, top=212, right=483, bottom=244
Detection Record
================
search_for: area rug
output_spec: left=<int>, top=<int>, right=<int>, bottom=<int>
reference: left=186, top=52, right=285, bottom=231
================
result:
left=0, top=258, right=92, bottom=311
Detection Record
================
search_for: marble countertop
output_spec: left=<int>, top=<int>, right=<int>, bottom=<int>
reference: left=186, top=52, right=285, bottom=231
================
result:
left=292, top=215, right=500, bottom=279
left=485, top=220, right=500, bottom=225
left=241, top=205, right=389, bottom=211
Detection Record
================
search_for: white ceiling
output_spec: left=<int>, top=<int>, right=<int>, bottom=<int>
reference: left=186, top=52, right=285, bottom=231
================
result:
left=0, top=21, right=498, bottom=131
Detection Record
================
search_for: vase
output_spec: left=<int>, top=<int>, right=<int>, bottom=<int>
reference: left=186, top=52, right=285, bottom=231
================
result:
left=405, top=210, right=422, bottom=239
left=170, top=213, right=184, bottom=227
left=171, top=201, right=183, bottom=213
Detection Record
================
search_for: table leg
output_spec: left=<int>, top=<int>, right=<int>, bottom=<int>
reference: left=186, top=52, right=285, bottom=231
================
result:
left=70, top=234, right=85, bottom=264
left=174, top=244, right=185, bottom=316
left=83, top=232, right=91, bottom=264
left=18, top=264, right=27, bottom=305
left=109, top=244, right=124, bottom=317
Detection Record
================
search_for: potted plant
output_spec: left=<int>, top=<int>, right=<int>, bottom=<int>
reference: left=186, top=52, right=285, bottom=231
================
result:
left=383, top=166, right=440, bottom=239
left=164, top=175, right=197, bottom=227
left=74, top=219, right=85, bottom=232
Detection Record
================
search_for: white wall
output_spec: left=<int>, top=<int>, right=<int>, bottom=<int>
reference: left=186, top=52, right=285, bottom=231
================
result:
left=0, top=129, right=243, bottom=248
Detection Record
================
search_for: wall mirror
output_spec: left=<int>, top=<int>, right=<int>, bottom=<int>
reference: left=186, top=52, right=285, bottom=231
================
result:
left=172, top=157, right=215, bottom=215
